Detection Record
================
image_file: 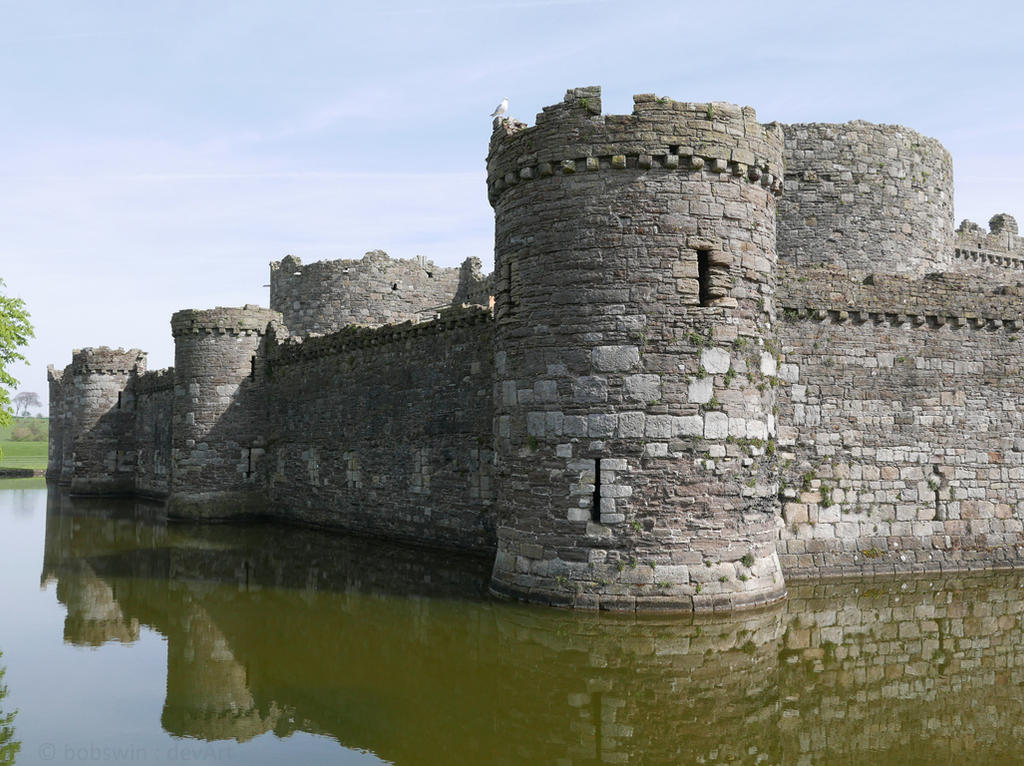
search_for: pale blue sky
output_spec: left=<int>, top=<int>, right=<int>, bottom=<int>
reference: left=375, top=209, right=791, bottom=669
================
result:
left=2, top=0, right=1022, bottom=409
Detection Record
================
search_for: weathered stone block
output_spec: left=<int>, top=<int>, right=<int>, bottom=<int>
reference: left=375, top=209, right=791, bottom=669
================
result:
left=700, top=347, right=730, bottom=374
left=674, top=415, right=703, bottom=436
left=688, top=376, right=713, bottom=404
left=704, top=411, right=728, bottom=439
left=644, top=442, right=668, bottom=457
left=563, top=415, right=588, bottom=437
left=534, top=379, right=558, bottom=402
left=645, top=415, right=673, bottom=438
left=545, top=411, right=564, bottom=435
left=624, top=374, right=661, bottom=402
left=592, top=345, right=640, bottom=372
left=616, top=411, right=646, bottom=437
left=588, top=413, right=618, bottom=437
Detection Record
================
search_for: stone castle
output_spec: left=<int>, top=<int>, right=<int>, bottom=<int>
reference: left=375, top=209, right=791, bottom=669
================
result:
left=47, top=86, right=1024, bottom=612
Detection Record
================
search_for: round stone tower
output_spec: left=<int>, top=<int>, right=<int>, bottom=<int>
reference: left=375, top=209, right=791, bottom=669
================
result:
left=61, top=347, right=146, bottom=495
left=486, top=87, right=787, bottom=611
left=168, top=305, right=281, bottom=519
left=778, top=121, right=954, bottom=274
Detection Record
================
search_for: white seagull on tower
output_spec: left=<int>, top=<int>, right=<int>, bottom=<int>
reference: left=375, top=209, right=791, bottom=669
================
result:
left=490, top=97, right=509, bottom=118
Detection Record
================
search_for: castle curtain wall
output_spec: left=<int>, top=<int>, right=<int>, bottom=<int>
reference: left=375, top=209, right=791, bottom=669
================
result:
left=133, top=370, right=174, bottom=499
left=262, top=306, right=496, bottom=553
left=775, top=269, right=1024, bottom=572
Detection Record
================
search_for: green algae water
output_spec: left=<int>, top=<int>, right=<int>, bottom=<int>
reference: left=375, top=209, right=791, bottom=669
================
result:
left=2, top=480, right=1024, bottom=765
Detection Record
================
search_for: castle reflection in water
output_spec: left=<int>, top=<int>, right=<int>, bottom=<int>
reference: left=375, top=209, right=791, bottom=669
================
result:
left=41, top=487, right=1024, bottom=765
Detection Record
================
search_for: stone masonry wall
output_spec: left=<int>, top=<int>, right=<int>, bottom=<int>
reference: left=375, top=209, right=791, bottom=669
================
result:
left=263, top=304, right=496, bottom=553
left=269, top=251, right=467, bottom=335
left=133, top=369, right=174, bottom=498
left=779, top=121, right=954, bottom=274
left=776, top=265, right=1024, bottom=574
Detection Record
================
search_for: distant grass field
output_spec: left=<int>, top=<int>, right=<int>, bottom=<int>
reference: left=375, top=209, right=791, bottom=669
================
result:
left=0, top=416, right=49, bottom=470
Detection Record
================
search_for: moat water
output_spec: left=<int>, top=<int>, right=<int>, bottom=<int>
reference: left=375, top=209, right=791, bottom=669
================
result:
left=2, top=479, right=1024, bottom=765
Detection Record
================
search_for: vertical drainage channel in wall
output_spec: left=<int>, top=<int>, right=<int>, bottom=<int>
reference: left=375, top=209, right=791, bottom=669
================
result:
left=592, top=458, right=602, bottom=522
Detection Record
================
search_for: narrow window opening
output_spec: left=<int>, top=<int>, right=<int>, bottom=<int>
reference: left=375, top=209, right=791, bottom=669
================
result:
left=697, top=249, right=713, bottom=306
left=391, top=282, right=399, bottom=291
left=246, top=448, right=254, bottom=479
left=592, top=458, right=602, bottom=521
left=250, top=355, right=257, bottom=378
left=117, top=391, right=122, bottom=409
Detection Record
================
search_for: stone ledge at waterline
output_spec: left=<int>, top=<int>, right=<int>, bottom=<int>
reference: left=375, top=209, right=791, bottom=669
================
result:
left=47, top=85, right=1024, bottom=611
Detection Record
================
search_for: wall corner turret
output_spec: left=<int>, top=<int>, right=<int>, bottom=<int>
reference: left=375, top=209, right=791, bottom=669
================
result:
left=47, top=347, right=147, bottom=494
left=167, top=305, right=281, bottom=520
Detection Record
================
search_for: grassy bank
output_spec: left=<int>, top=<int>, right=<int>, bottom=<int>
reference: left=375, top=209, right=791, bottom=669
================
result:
left=0, top=417, right=48, bottom=471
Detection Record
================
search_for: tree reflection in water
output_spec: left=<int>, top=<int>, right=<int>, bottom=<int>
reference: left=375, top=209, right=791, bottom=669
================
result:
left=0, top=651, right=20, bottom=766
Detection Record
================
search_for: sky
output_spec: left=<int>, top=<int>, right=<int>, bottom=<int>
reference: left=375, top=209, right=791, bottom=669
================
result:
left=2, top=0, right=1022, bottom=413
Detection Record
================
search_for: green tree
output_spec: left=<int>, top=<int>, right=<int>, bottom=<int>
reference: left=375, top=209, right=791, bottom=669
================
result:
left=0, top=279, right=34, bottom=430
left=0, top=651, right=19, bottom=765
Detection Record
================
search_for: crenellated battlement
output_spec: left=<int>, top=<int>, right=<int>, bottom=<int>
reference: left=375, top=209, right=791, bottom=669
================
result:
left=134, top=368, right=175, bottom=394
left=266, top=304, right=492, bottom=367
left=487, top=87, right=785, bottom=205
left=46, top=364, right=66, bottom=384
left=780, top=264, right=1024, bottom=325
left=69, top=347, right=147, bottom=375
left=170, top=306, right=280, bottom=337
left=953, top=214, right=1024, bottom=275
